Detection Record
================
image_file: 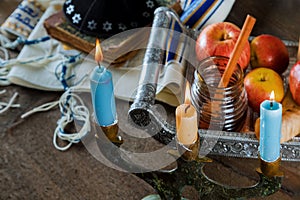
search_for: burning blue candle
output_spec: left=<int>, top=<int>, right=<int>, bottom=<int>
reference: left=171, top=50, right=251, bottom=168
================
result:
left=259, top=91, right=282, bottom=162
left=90, top=39, right=117, bottom=126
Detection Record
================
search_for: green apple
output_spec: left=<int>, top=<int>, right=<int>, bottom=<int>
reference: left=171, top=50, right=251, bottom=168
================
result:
left=244, top=67, right=284, bottom=112
left=250, top=34, right=289, bottom=74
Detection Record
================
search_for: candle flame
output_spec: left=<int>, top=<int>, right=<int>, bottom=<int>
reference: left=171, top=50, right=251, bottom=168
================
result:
left=184, top=82, right=191, bottom=104
left=270, top=90, right=275, bottom=101
left=95, top=38, right=103, bottom=63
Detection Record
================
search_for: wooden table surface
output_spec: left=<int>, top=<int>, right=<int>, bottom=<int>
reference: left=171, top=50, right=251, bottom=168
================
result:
left=1, top=0, right=300, bottom=200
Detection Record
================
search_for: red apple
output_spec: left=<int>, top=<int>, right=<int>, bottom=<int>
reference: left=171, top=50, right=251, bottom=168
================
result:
left=244, top=67, right=284, bottom=113
left=195, top=22, right=251, bottom=70
left=289, top=60, right=300, bottom=105
left=250, top=34, right=289, bottom=74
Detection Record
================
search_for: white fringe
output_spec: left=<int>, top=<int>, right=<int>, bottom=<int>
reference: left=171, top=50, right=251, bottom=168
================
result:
left=0, top=89, right=20, bottom=114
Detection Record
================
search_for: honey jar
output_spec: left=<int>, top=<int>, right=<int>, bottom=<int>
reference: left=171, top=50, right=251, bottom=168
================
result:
left=191, top=56, right=248, bottom=131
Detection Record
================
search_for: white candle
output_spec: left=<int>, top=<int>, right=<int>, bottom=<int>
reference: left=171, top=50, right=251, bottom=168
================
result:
left=176, top=82, right=198, bottom=145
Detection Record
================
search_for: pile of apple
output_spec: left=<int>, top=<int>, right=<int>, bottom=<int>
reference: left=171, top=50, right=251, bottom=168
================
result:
left=195, top=21, right=299, bottom=113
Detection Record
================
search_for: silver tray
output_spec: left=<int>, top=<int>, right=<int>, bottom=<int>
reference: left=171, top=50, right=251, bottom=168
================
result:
left=128, top=7, right=300, bottom=161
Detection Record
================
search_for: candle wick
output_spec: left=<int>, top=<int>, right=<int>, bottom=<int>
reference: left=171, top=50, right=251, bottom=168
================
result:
left=270, top=100, right=273, bottom=109
left=184, top=104, right=191, bottom=113
left=97, top=61, right=101, bottom=69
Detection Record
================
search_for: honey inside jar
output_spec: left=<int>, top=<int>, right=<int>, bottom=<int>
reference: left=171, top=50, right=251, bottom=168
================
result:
left=191, top=56, right=248, bottom=131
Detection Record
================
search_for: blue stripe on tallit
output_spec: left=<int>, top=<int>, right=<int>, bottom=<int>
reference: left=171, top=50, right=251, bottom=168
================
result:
left=180, top=0, right=217, bottom=28
left=166, top=0, right=218, bottom=61
left=194, top=0, right=224, bottom=31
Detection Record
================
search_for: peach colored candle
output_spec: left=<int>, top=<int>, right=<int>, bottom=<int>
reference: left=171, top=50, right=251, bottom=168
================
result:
left=176, top=83, right=198, bottom=145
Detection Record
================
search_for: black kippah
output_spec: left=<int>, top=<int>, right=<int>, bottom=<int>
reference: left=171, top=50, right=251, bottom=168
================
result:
left=63, top=0, right=159, bottom=37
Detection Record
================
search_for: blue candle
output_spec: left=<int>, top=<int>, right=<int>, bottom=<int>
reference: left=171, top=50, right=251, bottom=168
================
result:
left=259, top=97, right=282, bottom=162
left=90, top=66, right=117, bottom=126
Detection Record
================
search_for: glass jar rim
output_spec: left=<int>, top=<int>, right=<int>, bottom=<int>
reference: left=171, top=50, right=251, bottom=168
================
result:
left=195, top=55, right=244, bottom=90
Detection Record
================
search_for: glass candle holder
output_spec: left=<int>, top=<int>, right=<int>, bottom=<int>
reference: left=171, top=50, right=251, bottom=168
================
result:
left=191, top=56, right=248, bottom=131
